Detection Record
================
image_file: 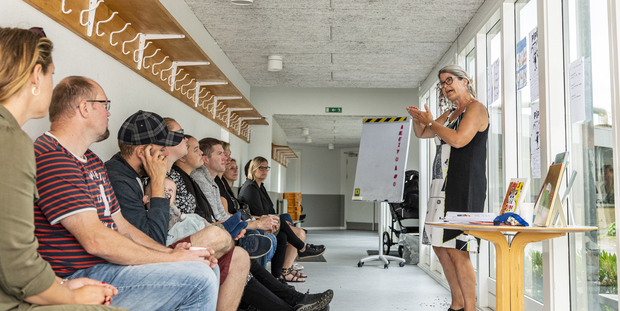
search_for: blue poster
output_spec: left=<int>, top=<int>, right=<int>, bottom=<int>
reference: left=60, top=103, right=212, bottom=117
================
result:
left=516, top=37, right=527, bottom=90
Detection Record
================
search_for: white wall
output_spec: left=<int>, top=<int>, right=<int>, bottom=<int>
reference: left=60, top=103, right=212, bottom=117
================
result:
left=251, top=86, right=418, bottom=116
left=2, top=0, right=250, bottom=163
left=288, top=144, right=341, bottom=195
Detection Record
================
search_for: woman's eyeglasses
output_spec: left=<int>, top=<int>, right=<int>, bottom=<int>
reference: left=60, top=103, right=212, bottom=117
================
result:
left=437, top=76, right=456, bottom=89
left=258, top=166, right=270, bottom=171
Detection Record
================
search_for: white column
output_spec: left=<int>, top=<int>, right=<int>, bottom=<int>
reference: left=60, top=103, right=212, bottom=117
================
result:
left=537, top=0, right=570, bottom=310
left=607, top=1, right=620, bottom=307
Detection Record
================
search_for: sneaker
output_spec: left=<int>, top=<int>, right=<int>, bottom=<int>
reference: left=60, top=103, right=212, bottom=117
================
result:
left=294, top=289, right=333, bottom=311
left=298, top=244, right=325, bottom=259
left=292, top=263, right=304, bottom=271
left=238, top=234, right=273, bottom=259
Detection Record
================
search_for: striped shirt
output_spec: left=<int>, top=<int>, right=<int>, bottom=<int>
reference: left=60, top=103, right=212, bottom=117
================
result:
left=34, top=133, right=120, bottom=277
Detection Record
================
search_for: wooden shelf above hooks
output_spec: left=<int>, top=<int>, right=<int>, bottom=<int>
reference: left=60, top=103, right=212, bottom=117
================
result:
left=272, top=144, right=298, bottom=168
left=24, top=0, right=268, bottom=142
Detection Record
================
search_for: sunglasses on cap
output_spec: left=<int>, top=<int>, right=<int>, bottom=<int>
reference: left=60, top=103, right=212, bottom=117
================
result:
left=29, top=27, right=47, bottom=38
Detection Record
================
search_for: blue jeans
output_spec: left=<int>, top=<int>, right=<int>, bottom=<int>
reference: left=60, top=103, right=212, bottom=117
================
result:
left=69, top=262, right=219, bottom=311
left=253, top=229, right=277, bottom=269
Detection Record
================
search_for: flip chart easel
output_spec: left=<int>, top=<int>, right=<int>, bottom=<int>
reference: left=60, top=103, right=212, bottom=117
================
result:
left=353, top=117, right=411, bottom=268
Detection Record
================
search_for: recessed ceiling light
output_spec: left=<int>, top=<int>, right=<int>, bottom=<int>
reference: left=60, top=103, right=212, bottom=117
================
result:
left=305, top=136, right=312, bottom=143
left=232, top=0, right=253, bottom=5
left=301, top=127, right=309, bottom=136
left=328, top=143, right=334, bottom=150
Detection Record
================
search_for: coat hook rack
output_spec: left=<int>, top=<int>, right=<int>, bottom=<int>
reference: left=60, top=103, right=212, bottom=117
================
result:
left=96, top=11, right=118, bottom=36
left=151, top=56, right=169, bottom=75
left=226, top=108, right=252, bottom=128
left=142, top=49, right=161, bottom=69
left=135, top=34, right=185, bottom=70
left=180, top=79, right=195, bottom=95
left=168, top=61, right=210, bottom=92
left=62, top=0, right=72, bottom=14
left=208, top=96, right=242, bottom=118
left=192, top=81, right=226, bottom=107
left=173, top=73, right=190, bottom=91
left=80, top=0, right=105, bottom=37
left=133, top=41, right=152, bottom=63
left=122, top=32, right=141, bottom=55
left=238, top=117, right=261, bottom=135
left=109, top=22, right=130, bottom=46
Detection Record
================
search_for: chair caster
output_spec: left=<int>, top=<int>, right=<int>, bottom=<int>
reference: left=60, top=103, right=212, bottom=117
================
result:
left=384, top=264, right=389, bottom=269
left=399, top=262, right=406, bottom=267
left=357, top=261, right=364, bottom=267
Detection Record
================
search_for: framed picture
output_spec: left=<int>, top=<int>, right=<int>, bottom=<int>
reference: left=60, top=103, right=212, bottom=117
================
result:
left=533, top=163, right=566, bottom=227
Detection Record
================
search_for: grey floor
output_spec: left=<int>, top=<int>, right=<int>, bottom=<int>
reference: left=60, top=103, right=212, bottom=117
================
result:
left=283, top=230, right=452, bottom=311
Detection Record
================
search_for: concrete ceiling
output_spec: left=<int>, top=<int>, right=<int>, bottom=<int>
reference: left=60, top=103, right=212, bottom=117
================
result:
left=184, top=0, right=485, bottom=88
left=273, top=114, right=378, bottom=148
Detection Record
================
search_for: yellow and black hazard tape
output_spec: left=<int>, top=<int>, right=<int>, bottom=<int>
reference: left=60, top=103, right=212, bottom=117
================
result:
left=363, top=117, right=408, bottom=123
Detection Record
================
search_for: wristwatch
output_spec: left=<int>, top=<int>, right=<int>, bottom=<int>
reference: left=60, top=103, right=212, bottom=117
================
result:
left=428, top=121, right=433, bottom=128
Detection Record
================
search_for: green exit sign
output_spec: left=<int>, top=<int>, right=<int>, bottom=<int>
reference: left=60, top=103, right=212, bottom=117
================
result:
left=325, top=107, right=342, bottom=113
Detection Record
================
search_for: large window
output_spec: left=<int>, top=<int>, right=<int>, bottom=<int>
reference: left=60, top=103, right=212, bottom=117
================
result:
left=487, top=19, right=502, bottom=281
left=564, top=1, right=616, bottom=310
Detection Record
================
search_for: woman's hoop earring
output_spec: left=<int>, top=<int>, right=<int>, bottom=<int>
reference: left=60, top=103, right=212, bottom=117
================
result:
left=32, top=85, right=40, bottom=96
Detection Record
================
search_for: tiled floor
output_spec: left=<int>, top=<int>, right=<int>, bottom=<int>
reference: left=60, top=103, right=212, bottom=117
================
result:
left=281, top=230, right=452, bottom=311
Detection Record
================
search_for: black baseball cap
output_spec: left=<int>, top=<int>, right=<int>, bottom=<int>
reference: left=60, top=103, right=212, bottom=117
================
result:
left=118, top=110, right=183, bottom=146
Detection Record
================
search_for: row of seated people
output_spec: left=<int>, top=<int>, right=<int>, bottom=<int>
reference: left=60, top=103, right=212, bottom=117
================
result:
left=0, top=27, right=330, bottom=311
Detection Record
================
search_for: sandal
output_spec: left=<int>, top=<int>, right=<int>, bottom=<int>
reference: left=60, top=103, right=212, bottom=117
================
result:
left=287, top=268, right=307, bottom=278
left=280, top=267, right=306, bottom=282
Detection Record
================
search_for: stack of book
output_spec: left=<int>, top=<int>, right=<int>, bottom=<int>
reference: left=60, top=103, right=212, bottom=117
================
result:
left=444, top=212, right=497, bottom=224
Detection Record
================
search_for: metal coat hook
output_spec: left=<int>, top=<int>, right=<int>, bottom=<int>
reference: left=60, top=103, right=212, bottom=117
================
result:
left=197, top=90, right=210, bottom=99
left=62, top=0, right=72, bottom=14
left=168, top=68, right=184, bottom=86
left=122, top=32, right=141, bottom=55
left=142, top=49, right=161, bottom=69
left=151, top=56, right=169, bottom=75
left=80, top=0, right=104, bottom=36
left=96, top=12, right=118, bottom=36
left=174, top=73, right=190, bottom=90
left=159, top=63, right=175, bottom=81
left=110, top=23, right=130, bottom=46
left=180, top=79, right=195, bottom=95
left=133, top=41, right=152, bottom=63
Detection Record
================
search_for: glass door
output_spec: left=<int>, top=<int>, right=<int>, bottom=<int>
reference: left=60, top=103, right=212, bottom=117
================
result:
left=564, top=0, right=616, bottom=310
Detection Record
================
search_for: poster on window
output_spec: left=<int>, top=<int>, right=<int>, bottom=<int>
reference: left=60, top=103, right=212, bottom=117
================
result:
left=570, top=57, right=586, bottom=123
left=529, top=27, right=539, bottom=101
left=487, top=65, right=493, bottom=106
left=493, top=59, right=500, bottom=103
left=531, top=103, right=541, bottom=178
left=516, top=37, right=528, bottom=90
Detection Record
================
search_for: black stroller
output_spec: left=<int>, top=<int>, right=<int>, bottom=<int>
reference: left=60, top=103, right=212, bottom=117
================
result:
left=383, top=170, right=420, bottom=257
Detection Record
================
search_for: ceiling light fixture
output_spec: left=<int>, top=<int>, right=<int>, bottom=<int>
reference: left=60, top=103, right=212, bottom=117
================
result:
left=305, top=136, right=312, bottom=143
left=328, top=143, right=334, bottom=150
left=268, top=55, right=283, bottom=71
left=231, top=0, right=253, bottom=5
left=301, top=127, right=309, bottom=136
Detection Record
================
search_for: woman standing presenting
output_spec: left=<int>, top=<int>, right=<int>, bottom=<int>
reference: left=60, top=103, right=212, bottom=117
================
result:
left=406, top=64, right=488, bottom=311
left=0, top=27, right=121, bottom=310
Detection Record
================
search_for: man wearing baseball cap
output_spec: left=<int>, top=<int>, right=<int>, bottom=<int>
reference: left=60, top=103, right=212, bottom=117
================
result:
left=33, top=76, right=219, bottom=311
left=106, top=110, right=250, bottom=311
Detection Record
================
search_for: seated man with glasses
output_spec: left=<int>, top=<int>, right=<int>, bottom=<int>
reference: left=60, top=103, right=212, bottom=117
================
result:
left=33, top=76, right=218, bottom=311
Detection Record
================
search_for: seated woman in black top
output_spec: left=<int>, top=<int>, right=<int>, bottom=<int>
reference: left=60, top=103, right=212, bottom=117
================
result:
left=239, top=156, right=325, bottom=282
